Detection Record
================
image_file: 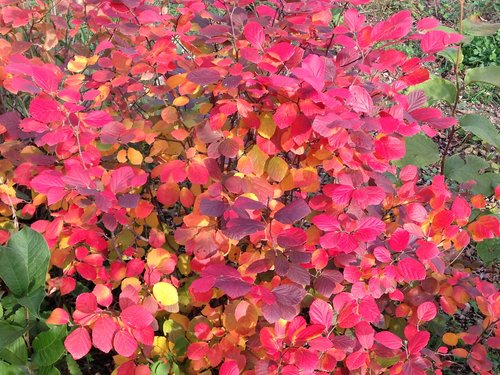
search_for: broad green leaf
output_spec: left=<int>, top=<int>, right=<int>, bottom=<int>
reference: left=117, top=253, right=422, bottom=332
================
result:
left=394, top=134, right=440, bottom=168
left=37, top=367, right=60, bottom=375
left=464, top=65, right=500, bottom=87
left=152, top=362, right=171, bottom=375
left=0, top=321, right=25, bottom=348
left=444, top=155, right=498, bottom=195
left=32, top=325, right=66, bottom=366
left=462, top=15, right=500, bottom=36
left=437, top=47, right=463, bottom=65
left=477, top=238, right=500, bottom=264
left=0, top=227, right=50, bottom=297
left=16, top=287, right=46, bottom=318
left=0, top=360, right=27, bottom=375
left=65, top=355, right=83, bottom=375
left=474, top=173, right=500, bottom=196
left=0, top=337, right=28, bottom=365
left=460, top=114, right=500, bottom=149
left=444, top=155, right=488, bottom=182
left=375, top=355, right=400, bottom=367
left=412, top=76, right=456, bottom=105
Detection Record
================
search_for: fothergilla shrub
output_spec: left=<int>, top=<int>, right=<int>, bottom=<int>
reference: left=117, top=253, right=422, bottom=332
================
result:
left=0, top=0, right=498, bottom=374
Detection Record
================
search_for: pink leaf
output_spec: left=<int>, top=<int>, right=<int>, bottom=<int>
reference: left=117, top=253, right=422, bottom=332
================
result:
left=309, top=299, right=333, bottom=330
left=291, top=54, right=325, bottom=92
left=243, top=21, right=265, bottom=49
left=113, top=330, right=138, bottom=357
left=355, top=321, right=374, bottom=349
left=29, top=96, right=65, bottom=123
left=220, top=360, right=239, bottom=375
left=346, top=349, right=368, bottom=371
left=417, top=301, right=437, bottom=323
left=354, top=217, right=385, bottom=242
left=324, top=184, right=354, bottom=206
left=32, top=65, right=60, bottom=93
left=398, top=258, right=427, bottom=281
left=348, top=85, right=373, bottom=114
left=120, top=305, right=154, bottom=329
left=374, top=331, right=403, bottom=349
left=408, top=330, right=430, bottom=355
left=375, top=136, right=406, bottom=160
left=416, top=241, right=439, bottom=260
left=92, top=316, right=118, bottom=353
left=65, top=327, right=92, bottom=360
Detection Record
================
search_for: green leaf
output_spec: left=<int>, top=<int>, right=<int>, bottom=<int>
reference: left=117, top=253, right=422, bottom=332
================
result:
left=437, top=47, right=463, bottom=65
left=444, top=155, right=488, bottom=182
left=464, top=65, right=500, bottom=87
left=0, top=227, right=50, bottom=298
left=477, top=238, right=500, bottom=264
left=460, top=114, right=500, bottom=150
left=474, top=173, right=500, bottom=196
left=394, top=134, right=440, bottom=168
left=37, top=367, right=61, bottom=375
left=152, top=362, right=170, bottom=375
left=444, top=155, right=498, bottom=196
left=412, top=76, right=456, bottom=105
left=16, top=287, right=46, bottom=318
left=462, top=15, right=500, bottom=36
left=0, top=321, right=25, bottom=348
left=0, top=337, right=28, bottom=365
left=32, top=325, right=66, bottom=366
left=0, top=360, right=28, bottom=375
left=65, top=355, right=83, bottom=375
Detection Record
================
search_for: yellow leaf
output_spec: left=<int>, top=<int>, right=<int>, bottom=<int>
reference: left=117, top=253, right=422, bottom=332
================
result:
left=247, top=145, right=269, bottom=177
left=267, top=156, right=288, bottom=182
left=177, top=254, right=191, bottom=276
left=258, top=113, right=276, bottom=139
left=127, top=147, right=143, bottom=165
left=153, top=282, right=179, bottom=306
left=68, top=56, right=88, bottom=73
left=173, top=96, right=189, bottom=106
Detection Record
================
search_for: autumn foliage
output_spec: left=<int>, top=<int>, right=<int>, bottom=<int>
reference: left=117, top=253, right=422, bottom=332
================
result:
left=0, top=0, right=499, bottom=374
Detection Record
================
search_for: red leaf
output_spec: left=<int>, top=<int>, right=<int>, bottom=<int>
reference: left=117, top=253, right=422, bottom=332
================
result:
left=187, top=342, right=209, bottom=360
left=346, top=349, right=368, bottom=371
left=220, top=361, right=239, bottom=375
left=243, top=22, right=265, bottom=49
left=113, top=330, right=138, bottom=357
left=398, top=258, right=427, bottom=281
left=416, top=241, right=439, bottom=260
left=355, top=321, right=374, bottom=349
left=81, top=111, right=113, bottom=128
left=374, top=136, right=406, bottom=160
left=29, top=96, right=65, bottom=123
left=274, top=198, right=311, bottom=224
left=451, top=196, right=471, bottom=226
left=291, top=54, right=325, bottom=92
left=417, top=301, right=437, bottom=322
left=120, top=305, right=154, bottom=329
left=408, top=330, right=430, bottom=355
left=354, top=217, right=385, bottom=242
left=374, top=331, right=403, bottom=349
left=309, top=299, right=333, bottom=330
left=348, top=85, right=373, bottom=114
left=186, top=68, right=221, bottom=85
left=92, top=316, right=118, bottom=353
left=324, top=184, right=354, bottom=206
left=32, top=65, right=60, bottom=93
left=65, top=327, right=92, bottom=360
